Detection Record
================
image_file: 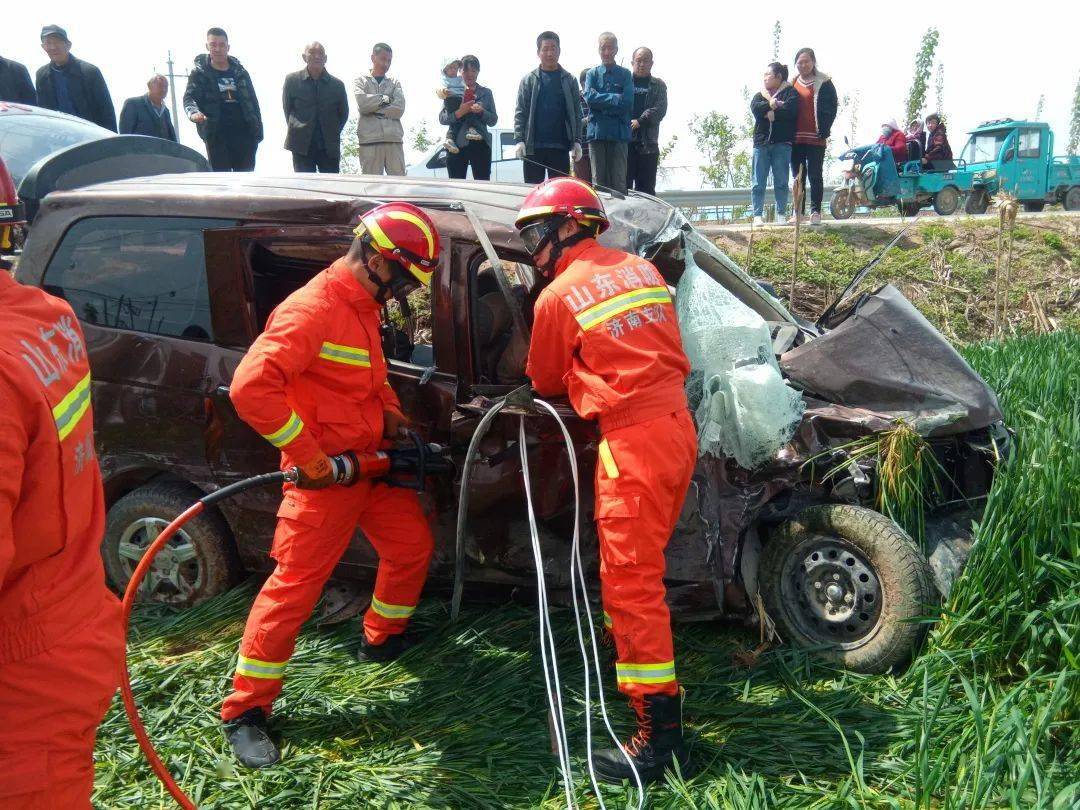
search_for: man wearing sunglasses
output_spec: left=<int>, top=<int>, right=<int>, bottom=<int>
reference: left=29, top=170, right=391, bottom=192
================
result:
left=516, top=177, right=697, bottom=784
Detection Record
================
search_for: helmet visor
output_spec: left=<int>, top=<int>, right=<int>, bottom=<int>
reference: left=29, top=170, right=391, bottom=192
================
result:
left=519, top=218, right=562, bottom=255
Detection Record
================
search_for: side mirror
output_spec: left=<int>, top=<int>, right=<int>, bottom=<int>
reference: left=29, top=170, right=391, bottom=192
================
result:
left=844, top=136, right=850, bottom=146
left=1002, top=147, right=1015, bottom=163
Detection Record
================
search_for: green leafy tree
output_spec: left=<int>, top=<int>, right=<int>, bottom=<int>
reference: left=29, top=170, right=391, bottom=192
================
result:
left=1068, top=71, right=1080, bottom=155
left=772, top=19, right=783, bottom=61
left=905, top=28, right=940, bottom=123
left=410, top=121, right=436, bottom=154
left=340, top=118, right=359, bottom=174
left=690, top=112, right=749, bottom=187
left=934, top=62, right=945, bottom=117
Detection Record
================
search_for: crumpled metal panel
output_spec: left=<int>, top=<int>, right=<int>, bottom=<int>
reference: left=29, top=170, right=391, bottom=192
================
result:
left=780, top=284, right=1003, bottom=436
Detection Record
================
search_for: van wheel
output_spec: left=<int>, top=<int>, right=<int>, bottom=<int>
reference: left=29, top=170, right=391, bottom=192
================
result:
left=102, top=481, right=238, bottom=608
left=965, top=189, right=990, bottom=215
left=898, top=201, right=922, bottom=218
left=1063, top=187, right=1080, bottom=211
left=830, top=190, right=854, bottom=220
left=759, top=504, right=934, bottom=674
left=932, top=187, right=960, bottom=216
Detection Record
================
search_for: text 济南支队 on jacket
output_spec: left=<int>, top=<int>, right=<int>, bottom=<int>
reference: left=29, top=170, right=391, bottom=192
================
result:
left=183, top=53, right=264, bottom=143
left=283, top=69, right=349, bottom=158
left=34, top=55, right=116, bottom=131
left=583, top=63, right=633, bottom=143
left=750, top=83, right=798, bottom=146
left=514, top=67, right=582, bottom=154
left=353, top=72, right=405, bottom=145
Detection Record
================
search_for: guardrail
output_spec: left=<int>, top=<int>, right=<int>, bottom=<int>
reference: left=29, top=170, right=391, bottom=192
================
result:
left=658, top=186, right=834, bottom=222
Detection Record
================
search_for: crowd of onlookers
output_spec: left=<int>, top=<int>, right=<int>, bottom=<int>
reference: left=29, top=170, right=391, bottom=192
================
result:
left=0, top=25, right=670, bottom=194
left=0, top=25, right=954, bottom=213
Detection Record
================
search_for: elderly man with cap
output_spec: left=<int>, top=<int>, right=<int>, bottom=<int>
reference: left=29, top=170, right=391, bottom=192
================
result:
left=119, top=75, right=178, bottom=141
left=34, top=25, right=116, bottom=131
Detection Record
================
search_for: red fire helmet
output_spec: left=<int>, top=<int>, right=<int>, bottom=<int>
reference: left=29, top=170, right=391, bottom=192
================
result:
left=514, top=177, right=609, bottom=234
left=353, top=202, right=441, bottom=286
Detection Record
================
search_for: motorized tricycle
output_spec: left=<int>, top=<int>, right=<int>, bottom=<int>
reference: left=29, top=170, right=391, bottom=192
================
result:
left=831, top=140, right=971, bottom=218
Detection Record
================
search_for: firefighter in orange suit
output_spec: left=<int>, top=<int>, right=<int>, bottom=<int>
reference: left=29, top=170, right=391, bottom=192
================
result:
left=220, top=202, right=441, bottom=768
left=0, top=234, right=124, bottom=805
left=516, top=178, right=697, bottom=783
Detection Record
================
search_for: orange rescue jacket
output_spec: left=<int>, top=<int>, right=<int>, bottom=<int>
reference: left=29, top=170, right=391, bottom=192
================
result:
left=526, top=239, right=690, bottom=432
left=0, top=273, right=116, bottom=664
left=229, top=259, right=403, bottom=467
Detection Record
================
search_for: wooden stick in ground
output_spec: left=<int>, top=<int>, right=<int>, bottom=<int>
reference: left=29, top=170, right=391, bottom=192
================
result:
left=790, top=165, right=805, bottom=305
left=746, top=218, right=756, bottom=270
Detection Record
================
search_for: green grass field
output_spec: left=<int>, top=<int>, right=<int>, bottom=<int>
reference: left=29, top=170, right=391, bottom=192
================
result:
left=94, top=332, right=1079, bottom=809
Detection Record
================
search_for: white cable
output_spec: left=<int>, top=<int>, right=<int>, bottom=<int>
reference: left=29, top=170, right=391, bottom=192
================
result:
left=533, top=400, right=645, bottom=809
left=519, top=416, right=577, bottom=809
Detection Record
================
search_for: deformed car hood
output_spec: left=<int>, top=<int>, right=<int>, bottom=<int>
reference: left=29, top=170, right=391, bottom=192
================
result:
left=779, top=284, right=1002, bottom=435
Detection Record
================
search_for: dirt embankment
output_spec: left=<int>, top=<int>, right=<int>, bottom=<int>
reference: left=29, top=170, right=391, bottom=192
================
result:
left=712, top=216, right=1079, bottom=342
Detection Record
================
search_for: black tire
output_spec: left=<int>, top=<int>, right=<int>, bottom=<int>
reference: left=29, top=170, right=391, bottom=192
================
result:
left=1063, top=186, right=1080, bottom=211
left=829, top=190, right=854, bottom=220
left=932, top=186, right=960, bottom=216
left=102, top=481, right=239, bottom=607
left=897, top=201, right=922, bottom=218
left=965, top=188, right=990, bottom=215
left=759, top=504, right=934, bottom=674
left=1022, top=201, right=1045, bottom=213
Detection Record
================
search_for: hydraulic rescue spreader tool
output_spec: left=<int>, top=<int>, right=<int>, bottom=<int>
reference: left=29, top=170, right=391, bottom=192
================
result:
left=119, top=435, right=451, bottom=809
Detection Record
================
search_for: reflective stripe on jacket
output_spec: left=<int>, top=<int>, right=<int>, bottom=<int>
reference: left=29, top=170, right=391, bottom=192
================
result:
left=229, top=259, right=403, bottom=468
left=0, top=273, right=116, bottom=664
left=525, top=239, right=690, bottom=432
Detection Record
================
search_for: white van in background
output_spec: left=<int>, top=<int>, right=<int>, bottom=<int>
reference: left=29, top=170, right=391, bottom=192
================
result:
left=406, top=128, right=525, bottom=183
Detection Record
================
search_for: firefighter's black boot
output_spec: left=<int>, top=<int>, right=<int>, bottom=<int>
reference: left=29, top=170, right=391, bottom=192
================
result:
left=223, top=707, right=280, bottom=769
left=356, top=631, right=417, bottom=663
left=592, top=690, right=693, bottom=784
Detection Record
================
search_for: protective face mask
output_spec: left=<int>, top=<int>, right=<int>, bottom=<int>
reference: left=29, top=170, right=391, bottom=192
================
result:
left=882, top=127, right=893, bottom=137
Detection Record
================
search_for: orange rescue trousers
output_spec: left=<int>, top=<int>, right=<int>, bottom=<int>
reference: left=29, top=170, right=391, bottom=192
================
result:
left=595, top=409, right=697, bottom=700
left=221, top=480, right=433, bottom=721
left=0, top=600, right=122, bottom=809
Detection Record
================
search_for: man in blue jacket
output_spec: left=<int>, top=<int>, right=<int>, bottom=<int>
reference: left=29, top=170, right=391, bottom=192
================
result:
left=584, top=32, right=633, bottom=194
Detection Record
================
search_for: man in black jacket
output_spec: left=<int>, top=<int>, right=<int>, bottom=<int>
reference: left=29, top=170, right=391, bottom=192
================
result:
left=282, top=42, right=349, bottom=173
left=627, top=47, right=668, bottom=196
left=184, top=27, right=264, bottom=171
left=513, top=31, right=582, bottom=183
left=0, top=56, right=36, bottom=104
left=119, top=75, right=178, bottom=141
left=34, top=25, right=116, bottom=131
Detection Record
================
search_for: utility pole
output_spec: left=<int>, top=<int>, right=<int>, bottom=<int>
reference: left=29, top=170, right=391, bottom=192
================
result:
left=164, top=51, right=189, bottom=137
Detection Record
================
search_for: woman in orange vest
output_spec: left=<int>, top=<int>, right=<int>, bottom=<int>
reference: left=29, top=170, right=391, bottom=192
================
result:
left=516, top=177, right=697, bottom=783
left=221, top=202, right=443, bottom=768
left=0, top=217, right=124, bottom=807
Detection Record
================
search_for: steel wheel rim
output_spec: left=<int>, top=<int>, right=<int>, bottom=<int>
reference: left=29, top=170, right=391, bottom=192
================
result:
left=779, top=532, right=884, bottom=648
left=117, top=517, right=203, bottom=604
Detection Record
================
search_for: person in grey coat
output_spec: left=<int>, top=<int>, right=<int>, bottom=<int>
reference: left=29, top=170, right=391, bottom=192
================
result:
left=513, top=31, right=582, bottom=183
left=0, top=56, right=36, bottom=104
left=282, top=42, right=349, bottom=173
left=35, top=25, right=116, bottom=131
left=119, top=75, right=178, bottom=141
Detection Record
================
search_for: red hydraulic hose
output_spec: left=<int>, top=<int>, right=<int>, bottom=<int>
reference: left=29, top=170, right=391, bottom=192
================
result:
left=119, top=501, right=203, bottom=809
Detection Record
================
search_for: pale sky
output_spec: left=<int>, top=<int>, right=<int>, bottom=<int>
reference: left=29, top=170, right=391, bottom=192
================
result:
left=6, top=1, right=1079, bottom=186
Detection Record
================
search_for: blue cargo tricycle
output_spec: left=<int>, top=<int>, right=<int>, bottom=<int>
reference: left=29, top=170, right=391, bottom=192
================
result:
left=830, top=142, right=971, bottom=218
